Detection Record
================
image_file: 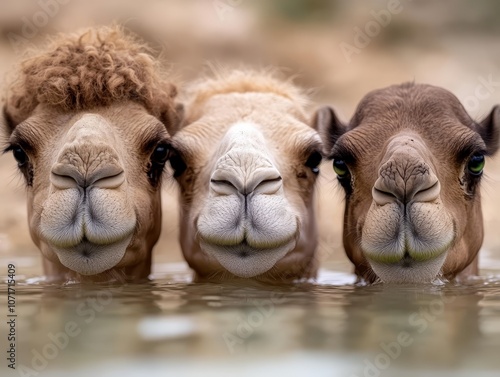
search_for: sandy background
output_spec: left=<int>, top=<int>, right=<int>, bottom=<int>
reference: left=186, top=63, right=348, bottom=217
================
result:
left=0, top=0, right=499, bottom=274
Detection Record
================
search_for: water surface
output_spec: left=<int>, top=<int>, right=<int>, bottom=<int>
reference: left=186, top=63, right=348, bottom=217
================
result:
left=1, top=257, right=500, bottom=377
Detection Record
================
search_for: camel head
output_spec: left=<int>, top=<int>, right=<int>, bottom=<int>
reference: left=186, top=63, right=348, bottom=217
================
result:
left=316, top=83, right=499, bottom=283
left=170, top=71, right=322, bottom=282
left=1, top=27, right=182, bottom=282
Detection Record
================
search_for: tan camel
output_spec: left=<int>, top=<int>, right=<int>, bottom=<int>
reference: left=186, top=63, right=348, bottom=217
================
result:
left=170, top=70, right=323, bottom=282
left=315, top=83, right=499, bottom=283
left=1, top=26, right=182, bottom=282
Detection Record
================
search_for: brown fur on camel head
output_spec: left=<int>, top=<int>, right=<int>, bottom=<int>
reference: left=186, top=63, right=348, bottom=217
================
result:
left=1, top=26, right=183, bottom=282
left=315, top=83, right=499, bottom=284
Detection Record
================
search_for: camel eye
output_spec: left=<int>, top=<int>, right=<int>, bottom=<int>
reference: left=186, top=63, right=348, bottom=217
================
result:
left=151, top=144, right=169, bottom=164
left=12, top=146, right=28, bottom=167
left=147, top=144, right=170, bottom=186
left=305, top=151, right=322, bottom=174
left=333, top=159, right=349, bottom=177
left=467, top=154, right=485, bottom=175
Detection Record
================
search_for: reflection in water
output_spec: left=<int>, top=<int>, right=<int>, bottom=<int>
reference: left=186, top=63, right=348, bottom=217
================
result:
left=1, top=262, right=500, bottom=376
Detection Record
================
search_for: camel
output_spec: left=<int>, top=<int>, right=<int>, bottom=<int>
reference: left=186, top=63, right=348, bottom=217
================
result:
left=1, top=26, right=182, bottom=282
left=315, top=83, right=499, bottom=283
left=170, top=70, right=323, bottom=282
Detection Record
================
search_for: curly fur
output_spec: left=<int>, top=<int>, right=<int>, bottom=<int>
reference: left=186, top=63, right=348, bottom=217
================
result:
left=4, top=25, right=178, bottom=126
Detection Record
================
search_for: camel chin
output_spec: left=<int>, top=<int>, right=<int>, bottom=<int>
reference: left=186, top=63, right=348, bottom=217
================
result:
left=54, top=236, right=133, bottom=276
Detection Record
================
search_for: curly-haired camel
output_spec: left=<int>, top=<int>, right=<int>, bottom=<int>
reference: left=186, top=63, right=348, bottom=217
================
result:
left=169, top=70, right=323, bottom=282
left=316, top=83, right=499, bottom=283
left=1, top=26, right=182, bottom=282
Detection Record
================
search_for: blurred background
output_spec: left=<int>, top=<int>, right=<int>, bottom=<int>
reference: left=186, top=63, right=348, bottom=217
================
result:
left=2, top=2, right=500, bottom=376
left=1, top=0, right=500, bottom=273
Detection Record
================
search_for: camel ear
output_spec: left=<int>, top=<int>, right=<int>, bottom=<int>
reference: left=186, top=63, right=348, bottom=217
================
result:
left=312, top=106, right=347, bottom=155
left=1, top=105, right=17, bottom=137
left=478, top=105, right=500, bottom=155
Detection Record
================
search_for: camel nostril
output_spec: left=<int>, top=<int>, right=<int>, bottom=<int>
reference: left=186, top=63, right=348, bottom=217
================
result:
left=50, top=172, right=81, bottom=190
left=372, top=176, right=400, bottom=205
left=210, top=178, right=240, bottom=195
left=210, top=167, right=282, bottom=196
left=372, top=187, right=398, bottom=205
left=210, top=176, right=282, bottom=196
left=51, top=164, right=125, bottom=190
left=372, top=178, right=440, bottom=206
left=253, top=175, right=283, bottom=195
left=411, top=181, right=441, bottom=203
left=93, top=171, right=125, bottom=189
left=50, top=165, right=84, bottom=189
left=210, top=179, right=235, bottom=186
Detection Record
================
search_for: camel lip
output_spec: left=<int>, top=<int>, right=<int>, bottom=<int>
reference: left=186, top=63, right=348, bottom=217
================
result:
left=52, top=235, right=133, bottom=276
left=363, top=246, right=450, bottom=266
left=200, top=238, right=295, bottom=256
left=361, top=223, right=455, bottom=266
left=56, top=239, right=126, bottom=259
left=73, top=240, right=103, bottom=258
left=200, top=238, right=296, bottom=278
left=196, top=215, right=300, bottom=251
left=401, top=253, right=414, bottom=267
left=391, top=253, right=421, bottom=268
left=48, top=236, right=129, bottom=253
left=367, top=252, right=448, bottom=284
left=42, top=221, right=137, bottom=248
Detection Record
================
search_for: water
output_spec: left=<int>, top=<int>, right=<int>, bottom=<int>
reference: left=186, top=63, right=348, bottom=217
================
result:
left=1, top=259, right=500, bottom=377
